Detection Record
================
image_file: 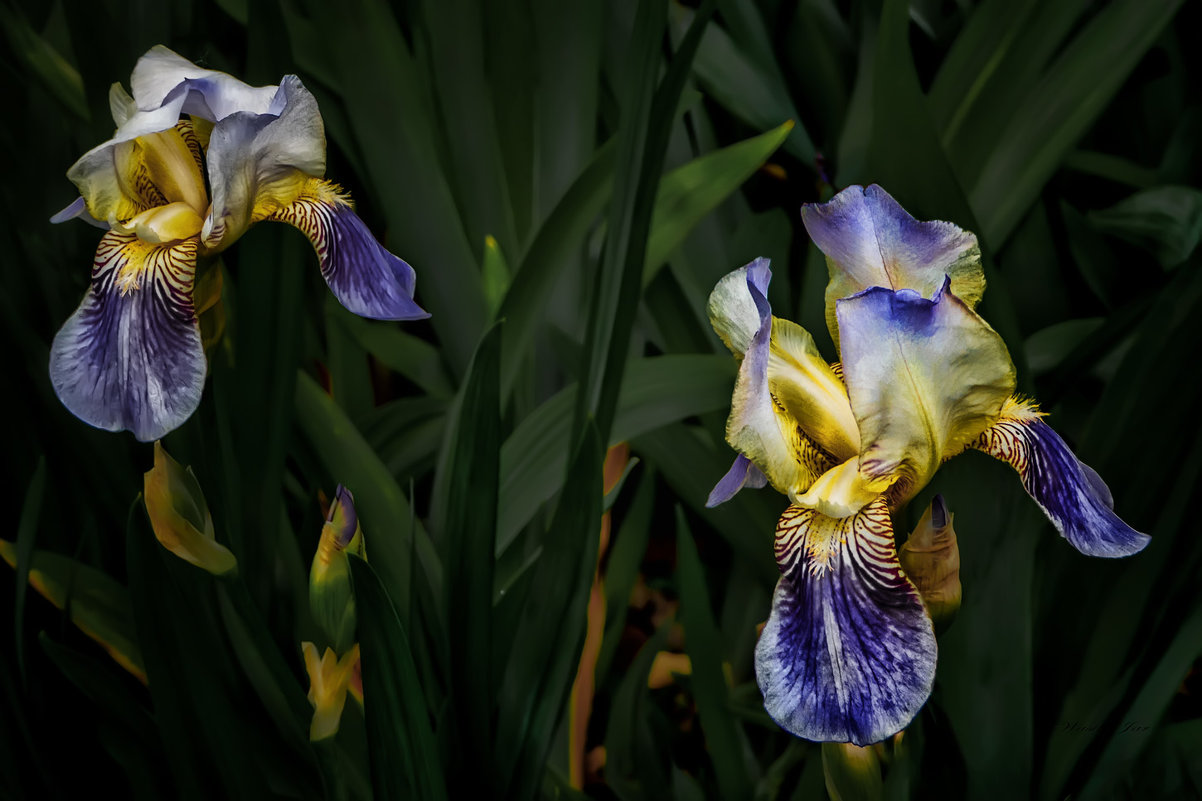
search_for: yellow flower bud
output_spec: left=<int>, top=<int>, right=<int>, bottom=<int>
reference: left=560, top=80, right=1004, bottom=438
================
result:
left=143, top=441, right=236, bottom=575
left=301, top=642, right=360, bottom=741
left=899, top=495, right=961, bottom=629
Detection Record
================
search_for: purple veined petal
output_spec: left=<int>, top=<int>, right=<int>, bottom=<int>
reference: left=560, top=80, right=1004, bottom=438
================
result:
left=802, top=184, right=984, bottom=352
left=972, top=404, right=1149, bottom=557
left=50, top=196, right=109, bottom=229
left=270, top=179, right=429, bottom=321
left=49, top=232, right=205, bottom=442
left=706, top=454, right=768, bottom=508
left=130, top=45, right=281, bottom=121
left=756, top=497, right=936, bottom=746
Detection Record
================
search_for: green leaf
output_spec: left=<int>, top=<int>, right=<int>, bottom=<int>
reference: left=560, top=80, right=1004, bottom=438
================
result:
left=1, top=7, right=88, bottom=120
left=675, top=6, right=816, bottom=166
left=604, top=623, right=673, bottom=801
left=573, top=0, right=714, bottom=444
left=1088, top=186, right=1202, bottom=268
left=13, top=457, right=46, bottom=683
left=348, top=556, right=448, bottom=801
left=499, top=140, right=616, bottom=398
left=482, top=236, right=512, bottom=319
left=596, top=469, right=657, bottom=684
left=644, top=121, right=794, bottom=286
left=497, top=355, right=736, bottom=553
left=496, top=424, right=603, bottom=801
left=968, top=0, right=1184, bottom=248
left=1, top=539, right=144, bottom=683
left=675, top=508, right=753, bottom=800
left=336, top=307, right=454, bottom=399
left=441, top=322, right=502, bottom=795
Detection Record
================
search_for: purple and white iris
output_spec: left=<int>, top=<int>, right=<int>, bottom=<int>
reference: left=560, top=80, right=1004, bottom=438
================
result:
left=707, top=185, right=1148, bottom=746
left=49, top=46, right=427, bottom=442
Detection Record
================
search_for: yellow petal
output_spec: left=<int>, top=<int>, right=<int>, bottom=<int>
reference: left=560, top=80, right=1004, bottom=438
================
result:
left=794, top=458, right=891, bottom=518
left=768, top=317, right=860, bottom=462
left=143, top=442, right=236, bottom=575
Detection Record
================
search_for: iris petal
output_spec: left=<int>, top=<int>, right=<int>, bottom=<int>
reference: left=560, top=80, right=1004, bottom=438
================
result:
left=720, top=266, right=833, bottom=503
left=270, top=179, right=429, bottom=321
left=756, top=498, right=936, bottom=746
left=202, top=76, right=326, bottom=249
left=130, top=45, right=282, bottom=121
left=972, top=399, right=1150, bottom=557
left=837, top=279, right=1015, bottom=505
left=707, top=257, right=771, bottom=356
left=801, top=185, right=984, bottom=350
left=706, top=454, right=768, bottom=507
left=49, top=232, right=205, bottom=442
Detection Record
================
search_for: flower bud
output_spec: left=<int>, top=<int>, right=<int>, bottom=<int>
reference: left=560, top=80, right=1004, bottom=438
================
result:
left=309, top=485, right=365, bottom=652
left=822, top=741, right=883, bottom=801
left=899, top=494, right=961, bottom=629
left=301, top=642, right=360, bottom=741
left=143, top=441, right=236, bottom=575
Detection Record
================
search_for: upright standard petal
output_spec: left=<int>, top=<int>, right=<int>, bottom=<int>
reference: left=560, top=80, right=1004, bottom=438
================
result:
left=971, top=398, right=1150, bottom=557
left=802, top=185, right=984, bottom=350
left=201, top=75, right=326, bottom=249
left=130, top=45, right=282, bottom=121
left=718, top=266, right=833, bottom=503
left=707, top=257, right=772, bottom=356
left=756, top=498, right=936, bottom=746
left=837, top=280, right=1015, bottom=504
left=49, top=232, right=205, bottom=442
left=269, top=178, right=429, bottom=321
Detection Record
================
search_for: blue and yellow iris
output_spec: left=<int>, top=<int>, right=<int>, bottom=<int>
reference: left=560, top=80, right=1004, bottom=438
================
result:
left=50, top=46, right=428, bottom=442
left=707, top=184, right=1148, bottom=746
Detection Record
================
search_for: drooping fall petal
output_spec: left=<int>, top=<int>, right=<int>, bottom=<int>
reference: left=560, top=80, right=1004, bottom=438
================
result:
left=756, top=498, right=936, bottom=746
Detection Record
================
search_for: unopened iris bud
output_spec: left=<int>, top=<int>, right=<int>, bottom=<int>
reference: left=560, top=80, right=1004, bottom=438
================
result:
left=899, top=494, right=961, bottom=628
left=309, top=485, right=365, bottom=652
left=143, top=441, right=236, bottom=575
left=822, top=741, right=883, bottom=801
left=301, top=641, right=360, bottom=741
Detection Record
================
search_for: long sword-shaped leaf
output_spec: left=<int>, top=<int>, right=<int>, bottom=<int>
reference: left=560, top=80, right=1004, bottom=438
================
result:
left=573, top=0, right=715, bottom=444
left=441, top=323, right=502, bottom=796
left=968, top=0, right=1184, bottom=248
left=496, top=425, right=603, bottom=800
left=349, top=556, right=448, bottom=801
left=676, top=508, right=754, bottom=800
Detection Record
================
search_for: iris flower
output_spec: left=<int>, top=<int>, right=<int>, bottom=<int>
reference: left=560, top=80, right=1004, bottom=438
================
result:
left=706, top=184, right=1148, bottom=746
left=49, top=46, right=428, bottom=441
